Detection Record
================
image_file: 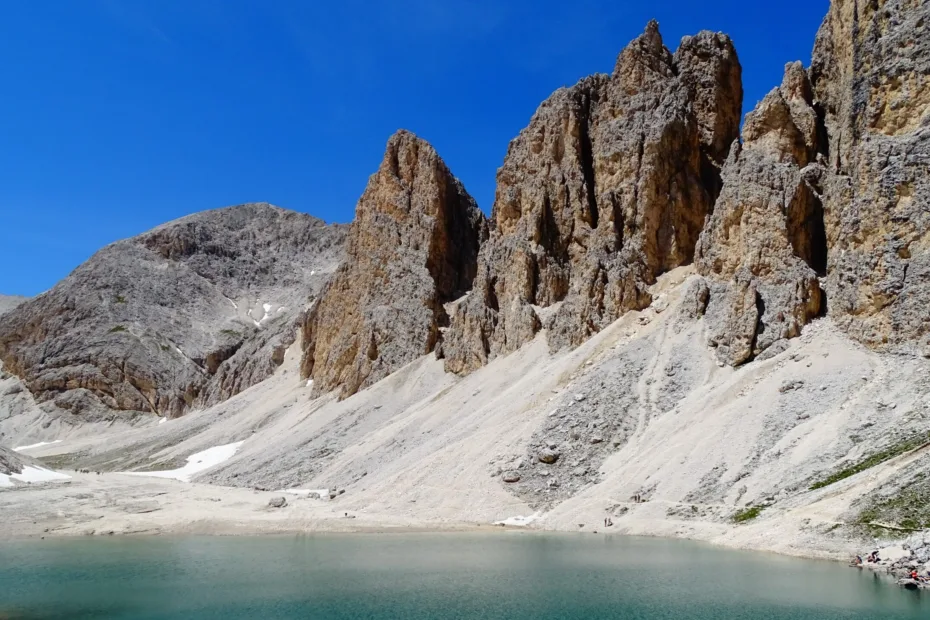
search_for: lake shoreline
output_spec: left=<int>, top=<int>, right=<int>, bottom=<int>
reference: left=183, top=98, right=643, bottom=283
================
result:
left=0, top=471, right=881, bottom=566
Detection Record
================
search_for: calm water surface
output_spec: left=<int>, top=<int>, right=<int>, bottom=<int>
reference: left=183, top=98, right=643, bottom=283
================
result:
left=1, top=532, right=927, bottom=619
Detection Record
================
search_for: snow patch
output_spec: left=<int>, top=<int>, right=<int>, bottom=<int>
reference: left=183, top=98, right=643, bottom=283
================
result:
left=118, top=441, right=245, bottom=483
left=493, top=512, right=541, bottom=527
left=224, top=296, right=238, bottom=310
left=306, top=379, right=314, bottom=388
left=13, top=440, right=62, bottom=452
left=159, top=417, right=167, bottom=425
left=0, top=466, right=71, bottom=486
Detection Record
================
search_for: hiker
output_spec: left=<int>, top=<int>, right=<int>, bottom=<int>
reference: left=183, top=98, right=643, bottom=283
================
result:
left=607, top=517, right=613, bottom=527
left=851, top=555, right=863, bottom=566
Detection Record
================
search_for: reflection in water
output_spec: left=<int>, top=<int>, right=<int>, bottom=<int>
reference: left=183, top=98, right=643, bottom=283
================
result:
left=0, top=533, right=927, bottom=620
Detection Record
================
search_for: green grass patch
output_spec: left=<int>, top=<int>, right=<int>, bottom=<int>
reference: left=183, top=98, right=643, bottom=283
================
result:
left=857, top=481, right=930, bottom=531
left=732, top=506, right=764, bottom=523
left=114, top=295, right=127, bottom=304
left=809, top=432, right=930, bottom=490
left=219, top=329, right=242, bottom=338
left=108, top=325, right=128, bottom=333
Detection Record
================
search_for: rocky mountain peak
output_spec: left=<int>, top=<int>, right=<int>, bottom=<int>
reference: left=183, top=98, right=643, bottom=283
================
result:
left=741, top=61, right=820, bottom=166
left=441, top=22, right=742, bottom=374
left=674, top=30, right=743, bottom=175
left=613, top=20, right=676, bottom=82
left=0, top=203, right=346, bottom=418
left=300, top=130, right=487, bottom=399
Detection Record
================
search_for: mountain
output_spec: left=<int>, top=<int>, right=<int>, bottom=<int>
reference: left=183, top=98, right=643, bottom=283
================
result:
left=1, top=0, right=929, bottom=557
left=0, top=203, right=346, bottom=419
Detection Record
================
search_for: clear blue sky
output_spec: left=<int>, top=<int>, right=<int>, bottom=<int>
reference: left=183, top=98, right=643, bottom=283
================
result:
left=0, top=0, right=829, bottom=296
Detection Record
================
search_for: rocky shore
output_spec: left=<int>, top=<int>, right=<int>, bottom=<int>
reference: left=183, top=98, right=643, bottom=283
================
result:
left=854, top=532, right=930, bottom=590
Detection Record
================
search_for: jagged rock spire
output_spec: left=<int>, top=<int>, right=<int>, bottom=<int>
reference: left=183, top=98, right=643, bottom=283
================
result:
left=301, top=130, right=487, bottom=398
left=442, top=22, right=743, bottom=374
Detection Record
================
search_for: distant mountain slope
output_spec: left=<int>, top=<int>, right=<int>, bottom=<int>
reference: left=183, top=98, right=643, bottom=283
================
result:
left=0, top=296, right=27, bottom=317
left=0, top=203, right=346, bottom=418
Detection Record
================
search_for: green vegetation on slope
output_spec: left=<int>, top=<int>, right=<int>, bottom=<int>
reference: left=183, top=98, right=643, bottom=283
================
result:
left=857, top=472, right=930, bottom=531
left=732, top=506, right=764, bottom=523
left=809, top=432, right=930, bottom=490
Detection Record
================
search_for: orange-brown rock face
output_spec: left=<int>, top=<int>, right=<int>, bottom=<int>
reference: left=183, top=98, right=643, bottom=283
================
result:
left=442, top=23, right=742, bottom=373
left=301, top=130, right=487, bottom=398
left=695, top=63, right=826, bottom=365
left=811, top=0, right=930, bottom=353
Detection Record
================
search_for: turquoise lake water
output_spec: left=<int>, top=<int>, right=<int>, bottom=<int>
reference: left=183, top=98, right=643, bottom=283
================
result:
left=1, top=533, right=928, bottom=619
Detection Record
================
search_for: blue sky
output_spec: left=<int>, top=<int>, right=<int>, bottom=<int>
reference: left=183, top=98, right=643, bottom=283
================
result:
left=0, top=0, right=829, bottom=296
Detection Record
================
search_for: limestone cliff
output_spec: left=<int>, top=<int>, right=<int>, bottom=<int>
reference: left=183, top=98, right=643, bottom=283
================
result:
left=695, top=63, right=827, bottom=365
left=300, top=130, right=487, bottom=398
left=442, top=23, right=742, bottom=374
left=811, top=0, right=930, bottom=354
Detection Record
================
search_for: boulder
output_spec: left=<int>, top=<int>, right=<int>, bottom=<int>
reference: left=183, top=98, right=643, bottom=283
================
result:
left=538, top=448, right=561, bottom=464
left=267, top=496, right=287, bottom=508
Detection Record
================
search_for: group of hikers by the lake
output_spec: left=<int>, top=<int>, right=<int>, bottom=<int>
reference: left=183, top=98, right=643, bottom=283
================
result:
left=851, top=550, right=930, bottom=586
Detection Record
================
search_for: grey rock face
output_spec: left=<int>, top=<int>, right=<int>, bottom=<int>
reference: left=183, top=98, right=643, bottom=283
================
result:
left=301, top=130, right=487, bottom=399
left=0, top=203, right=346, bottom=418
left=442, top=23, right=742, bottom=374
left=695, top=63, right=826, bottom=365
left=810, top=0, right=930, bottom=355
